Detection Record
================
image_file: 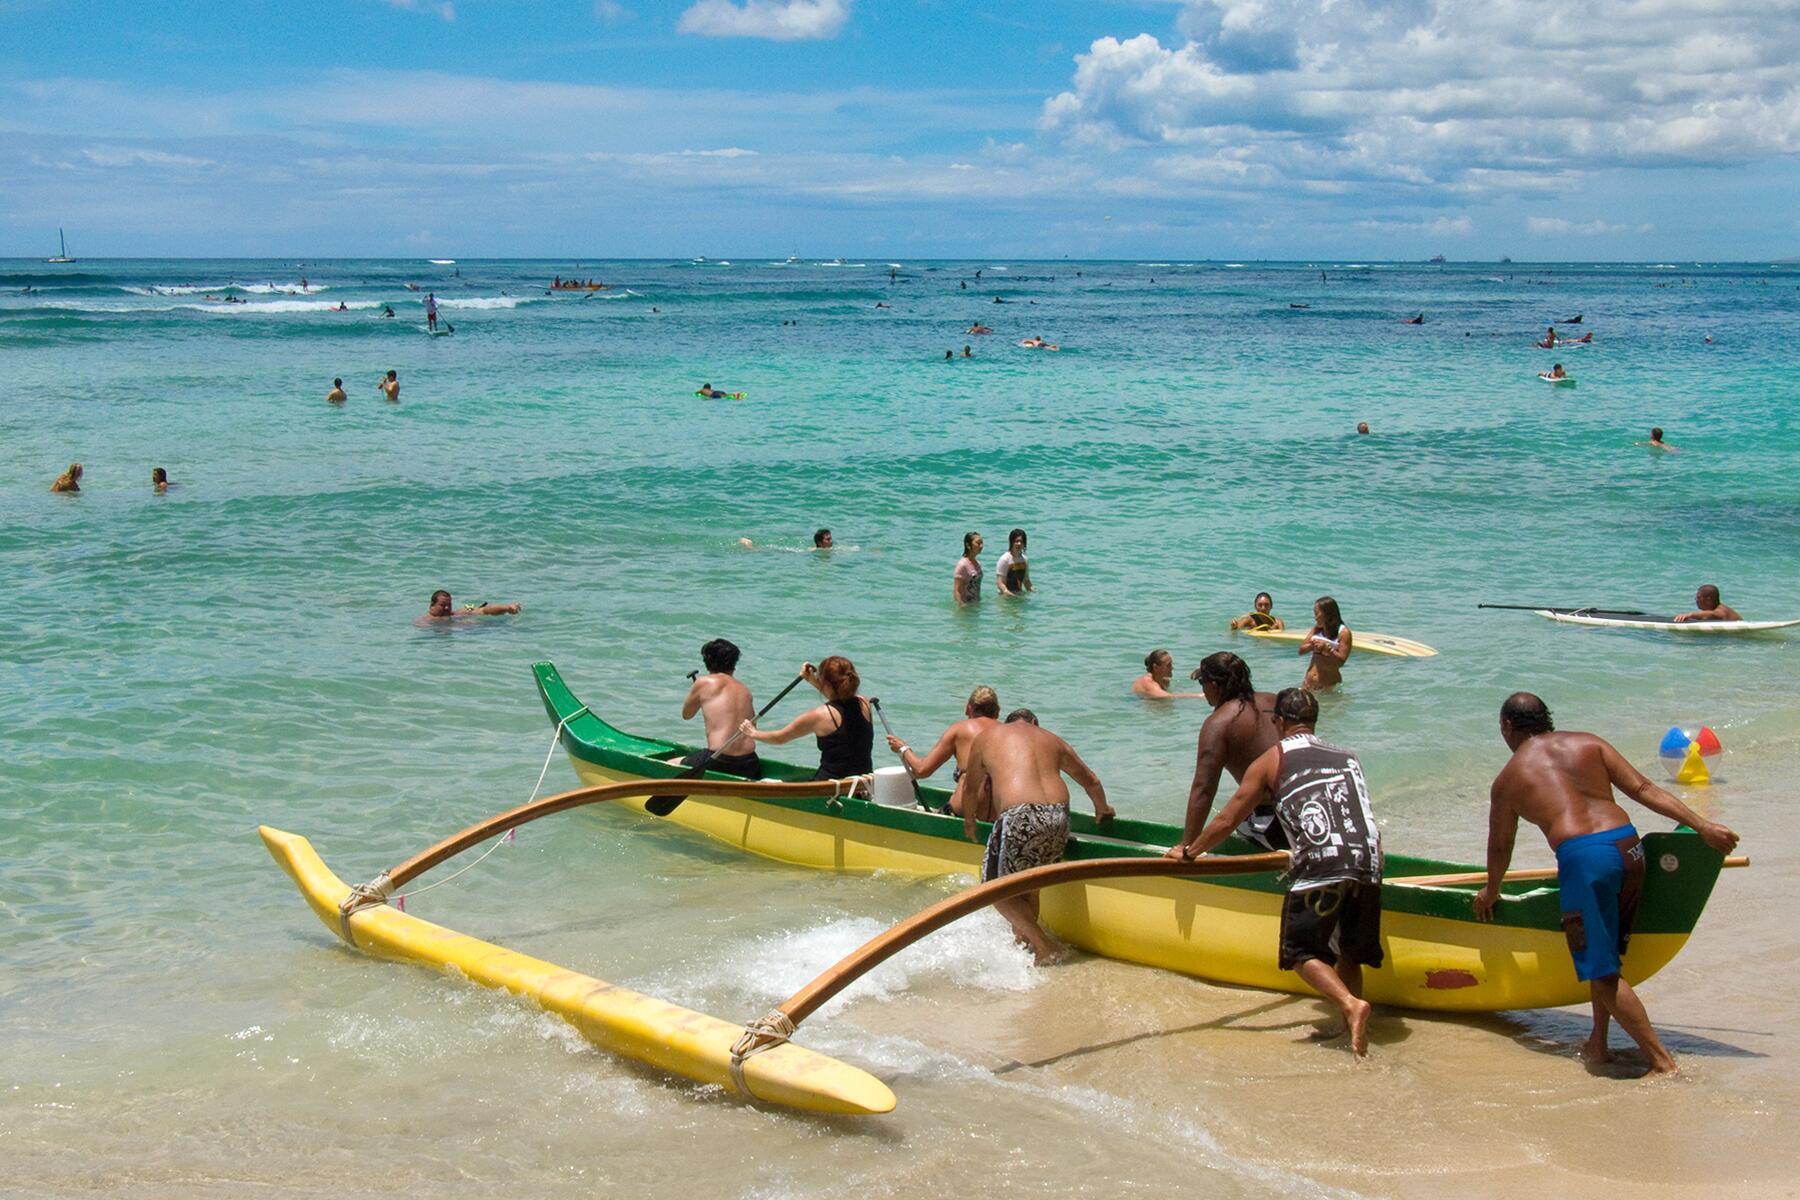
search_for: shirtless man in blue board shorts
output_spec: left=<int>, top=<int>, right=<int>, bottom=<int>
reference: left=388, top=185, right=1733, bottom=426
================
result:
left=1475, top=693, right=1738, bottom=1074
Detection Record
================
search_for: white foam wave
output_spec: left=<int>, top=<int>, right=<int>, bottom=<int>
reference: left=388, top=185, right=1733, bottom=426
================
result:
left=237, top=282, right=329, bottom=294
left=125, top=284, right=236, bottom=296
left=189, top=299, right=382, bottom=314
left=436, top=295, right=524, bottom=310
left=654, top=911, right=1040, bottom=1019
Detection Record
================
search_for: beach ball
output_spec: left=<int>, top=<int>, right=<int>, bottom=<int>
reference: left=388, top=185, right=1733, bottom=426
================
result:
left=1658, top=725, right=1723, bottom=785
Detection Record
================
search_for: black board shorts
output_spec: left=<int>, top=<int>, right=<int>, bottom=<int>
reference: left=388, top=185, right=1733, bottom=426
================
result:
left=1278, top=880, right=1383, bottom=971
left=679, top=749, right=764, bottom=780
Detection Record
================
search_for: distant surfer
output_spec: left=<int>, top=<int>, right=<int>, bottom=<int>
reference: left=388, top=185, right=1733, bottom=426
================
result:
left=50, top=462, right=83, bottom=494
left=1299, top=596, right=1352, bottom=690
left=967, top=323, right=993, bottom=335
left=875, top=302, right=891, bottom=309
left=1545, top=363, right=1568, bottom=380
left=1167, top=652, right=1284, bottom=852
left=959, top=709, right=1114, bottom=963
left=953, top=532, right=984, bottom=606
left=1672, top=584, right=1741, bottom=623
left=886, top=684, right=1002, bottom=817
left=1404, top=313, right=1425, bottom=324
left=1229, top=592, right=1284, bottom=631
left=1475, top=692, right=1738, bottom=1073
left=1538, top=325, right=1557, bottom=349
left=381, top=306, right=396, bottom=319
left=332, top=301, right=349, bottom=312
left=417, top=589, right=521, bottom=626
left=326, top=378, right=347, bottom=404
left=697, top=383, right=740, bottom=399
left=1132, top=650, right=1205, bottom=700
left=425, top=292, right=439, bottom=331
left=673, top=638, right=763, bottom=779
left=379, top=370, right=399, bottom=402
left=1636, top=427, right=1677, bottom=452
left=1173, top=687, right=1381, bottom=1054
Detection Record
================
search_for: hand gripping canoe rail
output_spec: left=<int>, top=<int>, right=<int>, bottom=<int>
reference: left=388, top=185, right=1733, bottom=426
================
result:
left=261, top=776, right=1293, bottom=1115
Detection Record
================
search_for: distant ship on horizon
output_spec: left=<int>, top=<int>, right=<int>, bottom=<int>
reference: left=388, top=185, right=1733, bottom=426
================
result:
left=1428, top=253, right=1446, bottom=263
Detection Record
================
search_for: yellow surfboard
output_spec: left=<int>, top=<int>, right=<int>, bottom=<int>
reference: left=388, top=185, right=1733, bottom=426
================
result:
left=1239, top=627, right=1438, bottom=658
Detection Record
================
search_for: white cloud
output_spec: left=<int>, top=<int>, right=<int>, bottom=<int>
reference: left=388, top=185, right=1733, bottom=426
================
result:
left=382, top=0, right=455, bottom=20
left=1041, top=1, right=1800, bottom=201
left=677, top=0, right=849, bottom=41
left=79, top=145, right=213, bottom=168
left=1527, top=216, right=1654, bottom=236
left=1356, top=214, right=1474, bottom=236
left=594, top=0, right=633, bottom=22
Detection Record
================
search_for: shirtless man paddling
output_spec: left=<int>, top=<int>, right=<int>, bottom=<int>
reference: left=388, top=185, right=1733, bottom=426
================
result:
left=960, top=711, right=1114, bottom=963
left=885, top=685, right=1001, bottom=817
left=1474, top=693, right=1738, bottom=1074
left=675, top=638, right=762, bottom=778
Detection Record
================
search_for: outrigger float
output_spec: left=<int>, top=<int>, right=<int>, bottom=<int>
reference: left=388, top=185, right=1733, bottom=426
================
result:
left=258, top=661, right=1745, bottom=1118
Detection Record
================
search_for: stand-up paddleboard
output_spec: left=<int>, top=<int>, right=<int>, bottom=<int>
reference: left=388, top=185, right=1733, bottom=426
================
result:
left=1534, top=608, right=1800, bottom=634
left=1239, top=628, right=1438, bottom=658
left=426, top=326, right=452, bottom=337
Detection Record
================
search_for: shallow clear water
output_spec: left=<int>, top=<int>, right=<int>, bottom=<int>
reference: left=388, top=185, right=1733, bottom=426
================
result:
left=3, top=257, right=1797, bottom=1196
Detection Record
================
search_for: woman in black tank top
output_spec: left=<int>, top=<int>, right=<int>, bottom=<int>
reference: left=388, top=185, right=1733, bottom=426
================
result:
left=737, top=656, right=874, bottom=779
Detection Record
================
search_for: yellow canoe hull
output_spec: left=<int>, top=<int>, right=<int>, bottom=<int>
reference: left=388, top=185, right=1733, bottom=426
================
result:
left=259, top=826, right=895, bottom=1116
left=568, top=760, right=1688, bottom=1012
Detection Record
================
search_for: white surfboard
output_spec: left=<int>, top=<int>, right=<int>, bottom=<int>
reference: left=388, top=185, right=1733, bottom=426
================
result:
left=1239, top=628, right=1438, bottom=658
left=1535, top=610, right=1800, bottom=634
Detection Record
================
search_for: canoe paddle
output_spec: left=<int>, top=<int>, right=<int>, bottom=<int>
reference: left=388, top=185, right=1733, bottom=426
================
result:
left=646, top=672, right=807, bottom=816
left=1477, top=603, right=1653, bottom=616
left=870, top=698, right=927, bottom=807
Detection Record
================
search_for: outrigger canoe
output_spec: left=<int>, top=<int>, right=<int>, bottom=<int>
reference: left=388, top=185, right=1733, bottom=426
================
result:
left=534, top=662, right=1728, bottom=1013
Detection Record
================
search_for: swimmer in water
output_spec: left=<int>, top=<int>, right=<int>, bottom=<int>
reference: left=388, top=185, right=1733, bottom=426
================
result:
left=1299, top=596, right=1352, bottom=690
left=967, top=323, right=993, bottom=335
left=416, top=589, right=521, bottom=626
left=1546, top=363, right=1568, bottom=380
left=379, top=370, right=399, bottom=402
left=1636, top=426, right=1678, bottom=452
left=1132, top=650, right=1206, bottom=700
left=1229, top=592, right=1284, bottom=631
left=1672, top=584, right=1741, bottom=623
left=995, top=528, right=1031, bottom=596
left=1357, top=421, right=1370, bottom=435
left=50, top=462, right=83, bottom=493
left=151, top=466, right=173, bottom=493
left=962, top=344, right=973, bottom=358
left=326, top=378, right=347, bottom=404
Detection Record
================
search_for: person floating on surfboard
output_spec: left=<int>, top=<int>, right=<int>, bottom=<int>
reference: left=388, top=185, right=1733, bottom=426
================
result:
left=1230, top=592, right=1284, bottom=631
left=1672, top=584, right=1741, bottom=623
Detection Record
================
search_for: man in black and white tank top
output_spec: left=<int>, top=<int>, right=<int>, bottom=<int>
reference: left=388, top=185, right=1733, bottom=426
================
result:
left=1173, top=687, right=1382, bottom=1056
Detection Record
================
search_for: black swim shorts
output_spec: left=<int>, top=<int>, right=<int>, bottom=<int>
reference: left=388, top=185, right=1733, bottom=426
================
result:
left=1278, top=880, right=1384, bottom=971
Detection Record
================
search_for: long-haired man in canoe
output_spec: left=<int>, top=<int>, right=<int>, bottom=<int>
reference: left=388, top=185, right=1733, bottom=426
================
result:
left=1476, top=693, right=1738, bottom=1073
left=884, top=684, right=1001, bottom=817
left=1173, top=687, right=1383, bottom=1055
left=960, top=710, right=1114, bottom=964
left=673, top=638, right=762, bottom=779
left=1168, top=652, right=1283, bottom=852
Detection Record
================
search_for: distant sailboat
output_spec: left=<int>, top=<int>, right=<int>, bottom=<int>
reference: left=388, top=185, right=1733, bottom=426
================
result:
left=47, top=228, right=76, bottom=263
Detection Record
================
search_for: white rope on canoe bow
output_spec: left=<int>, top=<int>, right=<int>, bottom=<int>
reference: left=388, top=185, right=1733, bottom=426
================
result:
left=365, top=705, right=592, bottom=913
left=728, top=1009, right=797, bottom=1100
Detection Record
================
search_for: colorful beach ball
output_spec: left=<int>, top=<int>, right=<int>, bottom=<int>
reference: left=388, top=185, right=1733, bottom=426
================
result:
left=1658, top=725, right=1723, bottom=785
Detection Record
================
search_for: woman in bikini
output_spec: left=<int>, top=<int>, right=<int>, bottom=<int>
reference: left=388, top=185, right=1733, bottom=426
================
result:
left=1299, top=595, right=1353, bottom=690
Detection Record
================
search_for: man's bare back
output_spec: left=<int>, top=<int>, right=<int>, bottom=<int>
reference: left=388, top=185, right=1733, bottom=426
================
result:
left=1179, top=692, right=1277, bottom=840
left=686, top=673, right=756, bottom=751
left=1491, top=731, right=1638, bottom=848
left=962, top=719, right=1112, bottom=841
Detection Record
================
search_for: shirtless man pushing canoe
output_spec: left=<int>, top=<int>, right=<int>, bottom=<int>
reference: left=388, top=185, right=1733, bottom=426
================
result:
left=960, top=710, right=1114, bottom=963
left=1169, top=652, right=1285, bottom=852
left=885, top=684, right=1001, bottom=817
left=1475, top=692, right=1738, bottom=1074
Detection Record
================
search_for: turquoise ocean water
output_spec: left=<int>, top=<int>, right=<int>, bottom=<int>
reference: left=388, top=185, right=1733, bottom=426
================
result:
left=4, top=258, right=1798, bottom=1195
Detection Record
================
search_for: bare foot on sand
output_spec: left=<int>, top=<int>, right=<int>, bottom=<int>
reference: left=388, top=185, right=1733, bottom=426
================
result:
left=1347, top=998, right=1372, bottom=1056
left=1581, top=1038, right=1616, bottom=1066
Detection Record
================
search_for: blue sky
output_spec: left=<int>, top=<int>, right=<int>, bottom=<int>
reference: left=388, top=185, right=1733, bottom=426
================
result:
left=4, top=0, right=1798, bottom=258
